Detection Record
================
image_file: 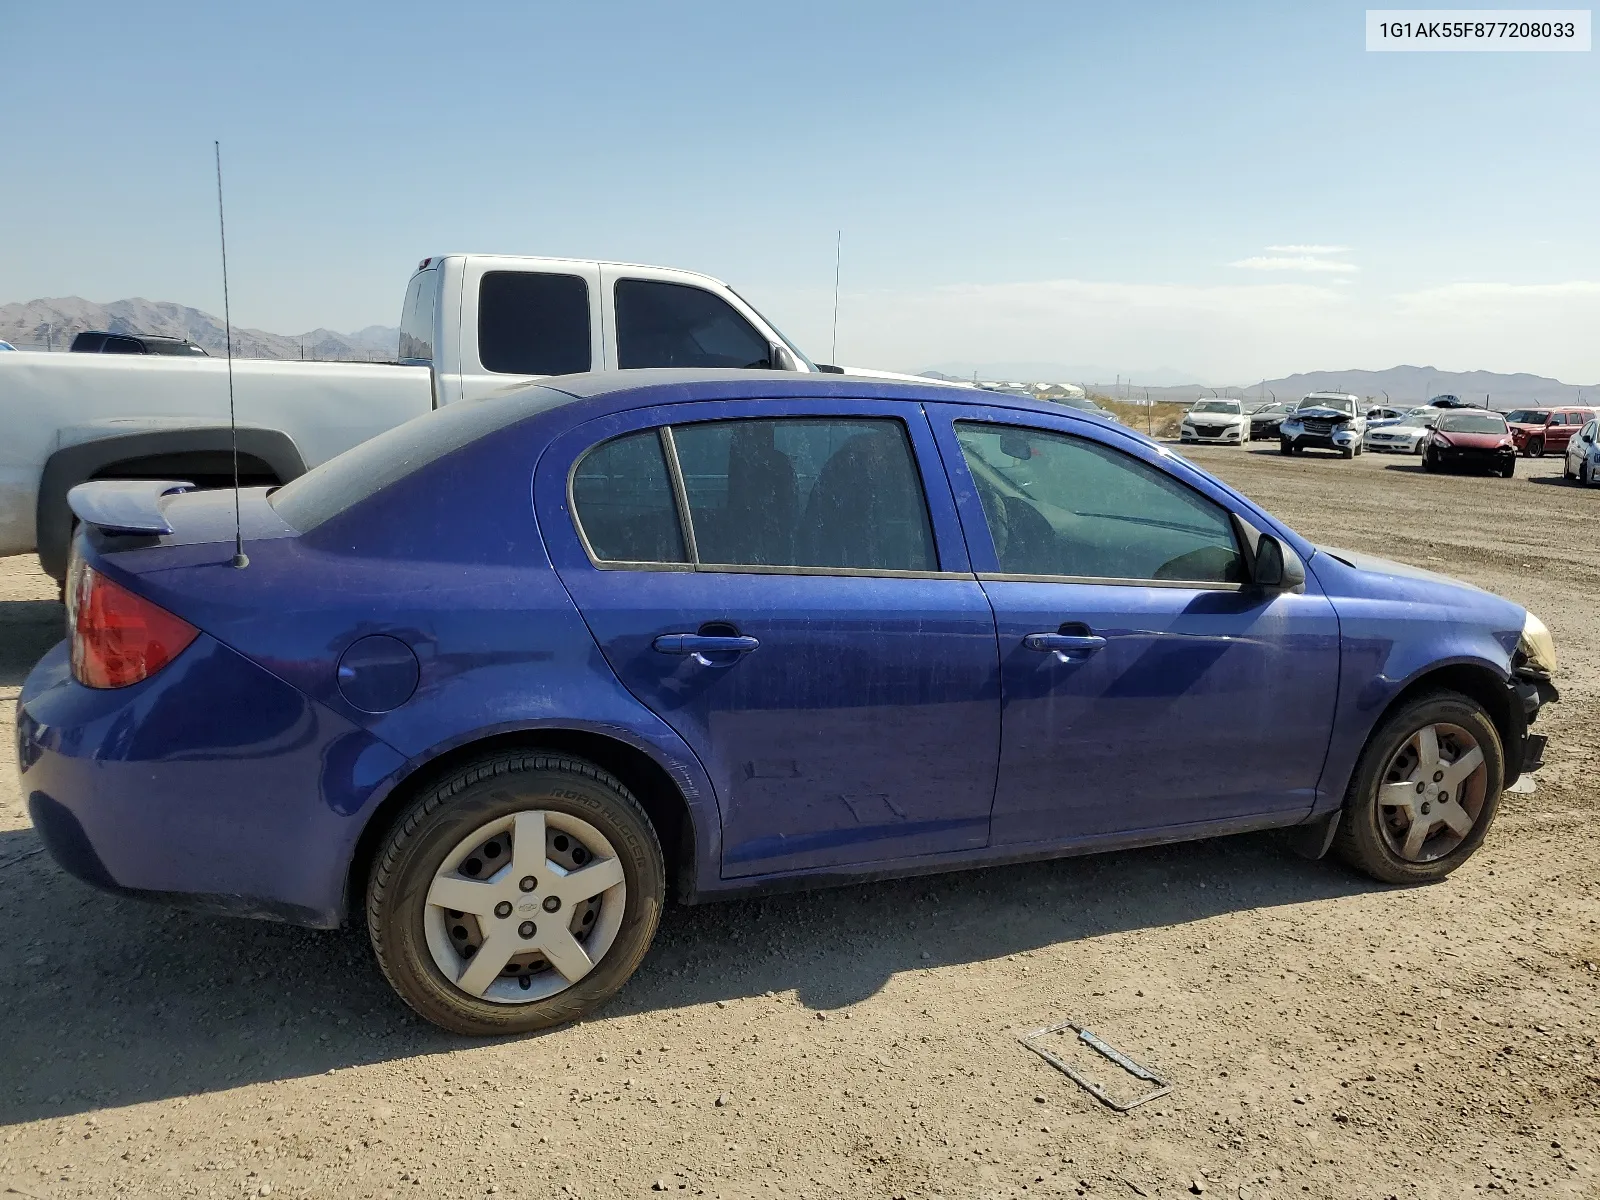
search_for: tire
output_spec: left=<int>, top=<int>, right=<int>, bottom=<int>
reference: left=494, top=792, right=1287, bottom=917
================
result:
left=1529, top=437, right=1545, bottom=458
left=366, top=752, right=666, bottom=1036
left=1331, top=691, right=1503, bottom=885
left=1341, top=446, right=1354, bottom=460
left=1279, top=439, right=1293, bottom=456
left=1422, top=449, right=1437, bottom=473
left=1562, top=459, right=1574, bottom=480
left=1500, top=460, right=1515, bottom=479
left=1582, top=461, right=1592, bottom=486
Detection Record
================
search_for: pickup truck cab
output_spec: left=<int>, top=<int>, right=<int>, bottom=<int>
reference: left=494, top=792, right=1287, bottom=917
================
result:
left=400, top=255, right=821, bottom=405
left=2, top=254, right=884, bottom=581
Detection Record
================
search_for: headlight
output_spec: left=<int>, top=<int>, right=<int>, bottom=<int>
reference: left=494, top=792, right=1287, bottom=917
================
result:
left=1518, top=611, right=1557, bottom=676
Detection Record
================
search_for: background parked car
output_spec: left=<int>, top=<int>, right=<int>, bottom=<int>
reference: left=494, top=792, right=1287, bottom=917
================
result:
left=1249, top=401, right=1296, bottom=440
left=1422, top=410, right=1517, bottom=476
left=1364, top=405, right=1407, bottom=426
left=69, top=331, right=210, bottom=356
left=1049, top=394, right=1117, bottom=420
left=1508, top=407, right=1597, bottom=457
left=1363, top=410, right=1440, bottom=454
left=1180, top=398, right=1248, bottom=445
left=1278, top=392, right=1366, bottom=458
left=1563, top=417, right=1600, bottom=485
left=0, top=340, right=16, bottom=351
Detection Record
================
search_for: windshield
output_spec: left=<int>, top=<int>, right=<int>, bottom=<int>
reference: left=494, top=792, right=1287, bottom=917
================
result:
left=1503, top=409, right=1546, bottom=423
left=1393, top=414, right=1436, bottom=428
left=1298, top=396, right=1355, bottom=414
left=1439, top=413, right=1509, bottom=435
left=1190, top=401, right=1240, bottom=414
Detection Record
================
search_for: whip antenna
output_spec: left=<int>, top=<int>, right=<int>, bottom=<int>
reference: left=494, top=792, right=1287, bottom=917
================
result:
left=830, top=229, right=841, bottom=364
left=214, top=141, right=248, bottom=569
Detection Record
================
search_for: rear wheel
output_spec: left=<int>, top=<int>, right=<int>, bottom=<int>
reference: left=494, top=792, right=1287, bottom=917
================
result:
left=1332, top=691, right=1502, bottom=885
left=366, top=753, right=665, bottom=1035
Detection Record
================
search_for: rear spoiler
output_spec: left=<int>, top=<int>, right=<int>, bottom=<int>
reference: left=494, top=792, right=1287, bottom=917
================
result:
left=66, top=479, right=195, bottom=536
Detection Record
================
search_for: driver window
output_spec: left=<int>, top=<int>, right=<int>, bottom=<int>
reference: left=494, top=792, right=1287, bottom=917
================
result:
left=614, top=279, right=773, bottom=370
left=954, top=422, right=1243, bottom=584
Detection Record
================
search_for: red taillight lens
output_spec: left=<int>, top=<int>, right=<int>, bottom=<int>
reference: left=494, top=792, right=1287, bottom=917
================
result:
left=68, top=561, right=198, bottom=689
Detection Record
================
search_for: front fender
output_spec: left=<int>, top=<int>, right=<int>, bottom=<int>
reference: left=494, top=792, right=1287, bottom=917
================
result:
left=1307, top=549, right=1522, bottom=815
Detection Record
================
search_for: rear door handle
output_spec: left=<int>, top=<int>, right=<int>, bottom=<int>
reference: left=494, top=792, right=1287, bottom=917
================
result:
left=1023, top=632, right=1107, bottom=659
left=653, top=633, right=760, bottom=666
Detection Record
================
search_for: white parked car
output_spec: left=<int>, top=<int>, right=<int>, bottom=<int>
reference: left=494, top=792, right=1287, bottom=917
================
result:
left=1179, top=399, right=1248, bottom=445
left=1363, top=409, right=1440, bottom=454
left=1278, top=392, right=1367, bottom=459
left=1563, top=417, right=1600, bottom=484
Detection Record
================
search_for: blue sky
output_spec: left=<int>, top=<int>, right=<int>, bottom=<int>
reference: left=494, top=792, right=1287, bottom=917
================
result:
left=4, top=1, right=1598, bottom=382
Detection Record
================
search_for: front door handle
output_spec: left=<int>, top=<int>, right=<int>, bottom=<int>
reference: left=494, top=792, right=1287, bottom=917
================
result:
left=653, top=633, right=760, bottom=666
left=1023, top=632, right=1107, bottom=659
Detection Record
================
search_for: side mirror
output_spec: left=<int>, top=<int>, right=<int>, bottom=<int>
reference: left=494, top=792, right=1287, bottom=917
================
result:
left=1253, top=534, right=1305, bottom=592
left=769, top=343, right=797, bottom=372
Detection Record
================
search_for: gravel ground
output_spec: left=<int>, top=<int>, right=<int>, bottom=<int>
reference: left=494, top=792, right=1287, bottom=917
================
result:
left=1, top=444, right=1596, bottom=1200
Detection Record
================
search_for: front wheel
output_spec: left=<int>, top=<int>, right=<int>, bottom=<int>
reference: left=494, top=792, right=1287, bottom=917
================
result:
left=1529, top=437, right=1545, bottom=457
left=1279, top=439, right=1293, bottom=456
left=1422, top=449, right=1437, bottom=472
left=366, top=752, right=665, bottom=1036
left=1341, top=446, right=1355, bottom=460
left=1332, top=692, right=1503, bottom=885
left=1500, top=460, right=1515, bottom=479
left=1582, top=460, right=1593, bottom=486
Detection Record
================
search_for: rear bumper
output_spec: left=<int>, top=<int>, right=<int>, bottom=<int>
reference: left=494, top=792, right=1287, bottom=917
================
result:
left=15, top=637, right=408, bottom=928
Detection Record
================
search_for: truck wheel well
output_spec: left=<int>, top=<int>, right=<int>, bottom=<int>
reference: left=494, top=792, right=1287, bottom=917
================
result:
left=1380, top=663, right=1516, bottom=780
left=345, top=730, right=698, bottom=925
left=90, top=450, right=281, bottom=490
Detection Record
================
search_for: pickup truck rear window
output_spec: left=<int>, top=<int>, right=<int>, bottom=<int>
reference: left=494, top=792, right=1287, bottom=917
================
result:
left=478, top=271, right=591, bottom=376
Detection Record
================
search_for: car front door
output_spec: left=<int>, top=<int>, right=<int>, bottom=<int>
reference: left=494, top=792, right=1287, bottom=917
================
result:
left=926, top=402, right=1341, bottom=846
left=537, top=397, right=1001, bottom=878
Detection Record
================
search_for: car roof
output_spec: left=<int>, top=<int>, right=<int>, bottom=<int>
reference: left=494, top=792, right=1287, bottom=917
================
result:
left=536, top=367, right=1098, bottom=422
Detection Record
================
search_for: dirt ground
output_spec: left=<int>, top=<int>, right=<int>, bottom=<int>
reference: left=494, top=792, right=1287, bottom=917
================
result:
left=1, top=443, right=1596, bottom=1200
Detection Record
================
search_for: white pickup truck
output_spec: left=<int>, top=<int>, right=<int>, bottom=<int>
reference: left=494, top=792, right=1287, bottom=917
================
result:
left=1, top=254, right=879, bottom=581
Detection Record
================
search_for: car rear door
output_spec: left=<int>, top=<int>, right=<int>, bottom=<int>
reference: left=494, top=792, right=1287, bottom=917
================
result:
left=536, top=395, right=1001, bottom=879
left=925, top=401, right=1340, bottom=846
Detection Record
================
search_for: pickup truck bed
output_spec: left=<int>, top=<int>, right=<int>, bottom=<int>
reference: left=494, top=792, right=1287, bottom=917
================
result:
left=0, top=352, right=431, bottom=576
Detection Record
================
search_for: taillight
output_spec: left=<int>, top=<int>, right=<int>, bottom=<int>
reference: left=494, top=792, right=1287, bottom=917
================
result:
left=68, top=561, right=198, bottom=689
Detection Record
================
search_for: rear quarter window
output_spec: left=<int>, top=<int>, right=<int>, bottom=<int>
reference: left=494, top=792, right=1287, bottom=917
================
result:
left=478, top=271, right=591, bottom=376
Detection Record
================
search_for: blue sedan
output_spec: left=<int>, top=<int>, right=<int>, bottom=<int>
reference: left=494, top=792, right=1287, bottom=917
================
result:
left=17, top=371, right=1560, bottom=1034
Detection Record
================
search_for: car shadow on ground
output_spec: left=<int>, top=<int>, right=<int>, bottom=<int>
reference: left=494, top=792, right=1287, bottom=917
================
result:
left=1527, top=473, right=1582, bottom=487
left=0, top=822, right=1378, bottom=1126
left=0, top=598, right=62, bottom=689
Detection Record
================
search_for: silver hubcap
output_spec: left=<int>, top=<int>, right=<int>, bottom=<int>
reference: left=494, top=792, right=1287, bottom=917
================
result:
left=424, top=811, right=626, bottom=1004
left=1376, top=722, right=1488, bottom=862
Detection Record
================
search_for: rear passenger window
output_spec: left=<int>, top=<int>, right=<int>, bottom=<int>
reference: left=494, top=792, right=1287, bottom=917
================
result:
left=669, top=418, right=937, bottom=571
left=478, top=271, right=591, bottom=376
left=571, top=431, right=687, bottom=564
left=615, top=280, right=773, bottom=370
left=955, top=422, right=1242, bottom=584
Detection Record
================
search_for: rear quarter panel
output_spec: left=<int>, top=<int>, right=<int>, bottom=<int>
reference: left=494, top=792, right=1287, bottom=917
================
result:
left=95, top=403, right=724, bottom=912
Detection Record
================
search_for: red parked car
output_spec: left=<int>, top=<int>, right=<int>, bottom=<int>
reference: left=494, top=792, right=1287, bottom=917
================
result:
left=1507, top=407, right=1598, bottom=457
left=1422, top=410, right=1518, bottom=477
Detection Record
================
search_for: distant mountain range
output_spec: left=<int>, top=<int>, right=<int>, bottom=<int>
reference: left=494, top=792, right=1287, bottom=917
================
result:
left=925, top=365, right=1600, bottom=409
left=0, top=297, right=399, bottom=361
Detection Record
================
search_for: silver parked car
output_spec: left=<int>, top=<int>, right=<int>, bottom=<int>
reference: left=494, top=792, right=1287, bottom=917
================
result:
left=1364, top=410, right=1441, bottom=454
